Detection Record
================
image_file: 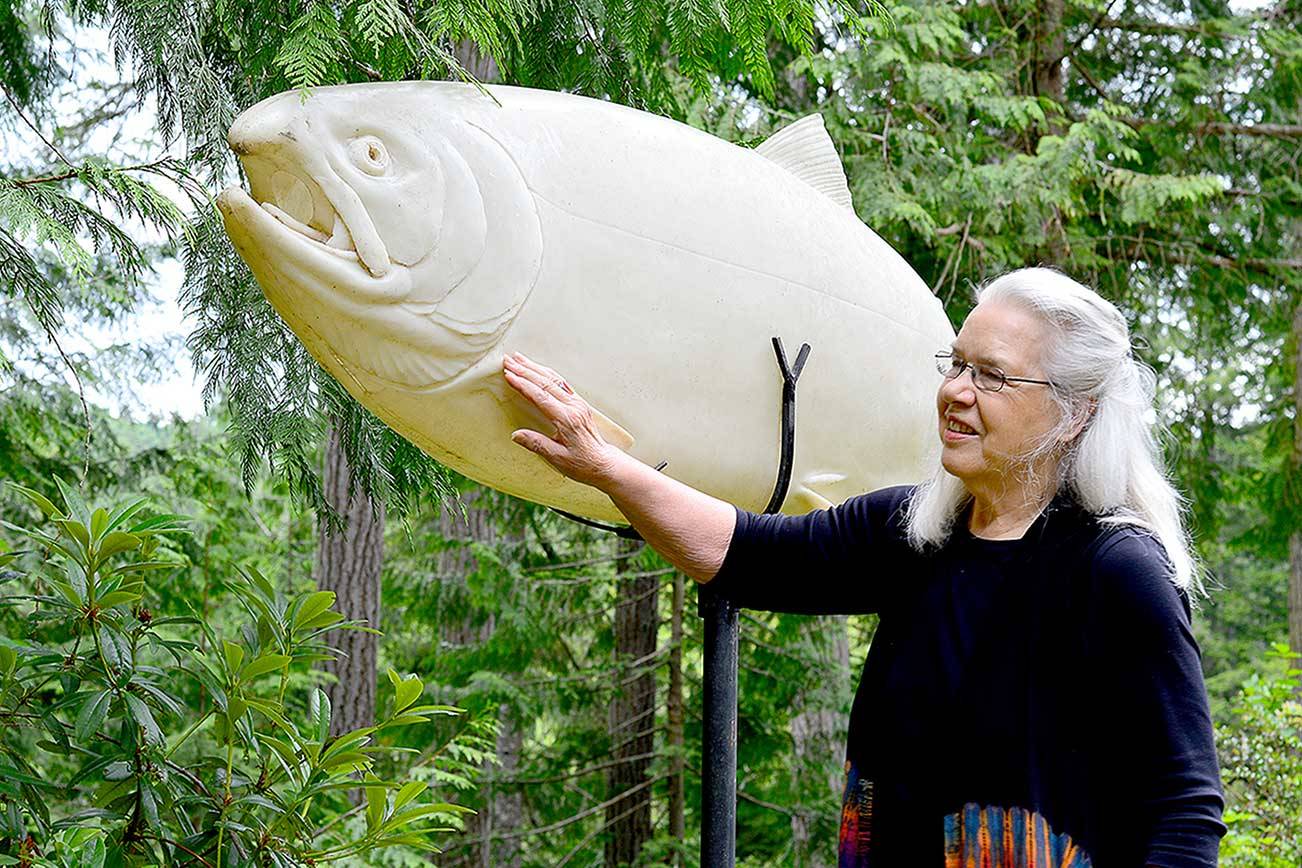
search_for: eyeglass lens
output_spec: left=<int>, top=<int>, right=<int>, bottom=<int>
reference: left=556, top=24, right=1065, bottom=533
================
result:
left=936, top=354, right=1004, bottom=391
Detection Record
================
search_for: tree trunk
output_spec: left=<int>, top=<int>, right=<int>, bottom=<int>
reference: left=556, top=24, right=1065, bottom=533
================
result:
left=1290, top=297, right=1302, bottom=692
left=452, top=40, right=499, bottom=83
left=437, top=488, right=524, bottom=868
left=790, top=616, right=851, bottom=867
left=1032, top=0, right=1069, bottom=260
left=315, top=422, right=385, bottom=737
left=1033, top=0, right=1065, bottom=105
left=481, top=703, right=525, bottom=868
left=667, top=571, right=686, bottom=865
left=606, top=538, right=657, bottom=866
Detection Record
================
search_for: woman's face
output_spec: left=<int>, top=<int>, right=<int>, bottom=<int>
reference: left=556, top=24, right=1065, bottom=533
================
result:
left=936, top=301, right=1063, bottom=500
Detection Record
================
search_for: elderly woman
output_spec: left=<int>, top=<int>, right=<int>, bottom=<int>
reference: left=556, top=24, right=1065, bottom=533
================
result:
left=502, top=268, right=1225, bottom=867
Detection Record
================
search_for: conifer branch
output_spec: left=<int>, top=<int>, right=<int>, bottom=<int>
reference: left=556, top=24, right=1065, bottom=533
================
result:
left=1073, top=60, right=1302, bottom=139
left=1091, top=15, right=1254, bottom=38
left=7, top=156, right=182, bottom=188
left=1122, top=118, right=1302, bottom=139
left=25, top=298, right=91, bottom=479
left=1, top=82, right=73, bottom=168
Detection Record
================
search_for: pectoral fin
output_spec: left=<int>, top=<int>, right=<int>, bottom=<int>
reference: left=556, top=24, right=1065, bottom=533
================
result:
left=589, top=406, right=635, bottom=451
left=788, top=472, right=848, bottom=512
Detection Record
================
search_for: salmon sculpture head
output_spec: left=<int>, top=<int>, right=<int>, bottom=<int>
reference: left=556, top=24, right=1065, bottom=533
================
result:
left=217, top=82, right=541, bottom=391
left=219, top=82, right=955, bottom=525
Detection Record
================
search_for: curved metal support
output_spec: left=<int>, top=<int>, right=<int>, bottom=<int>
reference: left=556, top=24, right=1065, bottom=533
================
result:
left=543, top=338, right=811, bottom=868
left=761, top=337, right=811, bottom=515
left=548, top=461, right=668, bottom=540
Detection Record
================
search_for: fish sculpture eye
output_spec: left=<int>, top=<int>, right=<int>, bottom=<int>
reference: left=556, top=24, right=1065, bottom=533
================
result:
left=348, top=135, right=390, bottom=176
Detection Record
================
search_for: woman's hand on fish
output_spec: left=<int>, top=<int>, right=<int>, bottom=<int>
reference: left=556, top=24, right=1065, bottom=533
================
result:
left=503, top=352, right=736, bottom=583
left=503, top=353, right=621, bottom=488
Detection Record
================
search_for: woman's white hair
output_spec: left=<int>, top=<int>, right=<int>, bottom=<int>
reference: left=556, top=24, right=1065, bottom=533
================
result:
left=904, top=267, right=1203, bottom=595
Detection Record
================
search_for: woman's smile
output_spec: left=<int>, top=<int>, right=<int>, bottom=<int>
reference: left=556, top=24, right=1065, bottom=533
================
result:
left=942, top=417, right=979, bottom=441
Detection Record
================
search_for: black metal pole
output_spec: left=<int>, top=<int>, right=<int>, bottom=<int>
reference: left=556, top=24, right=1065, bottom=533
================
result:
left=554, top=338, right=809, bottom=867
left=699, top=581, right=738, bottom=867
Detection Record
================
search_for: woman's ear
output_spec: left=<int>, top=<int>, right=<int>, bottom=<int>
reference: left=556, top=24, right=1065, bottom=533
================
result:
left=1063, top=398, right=1098, bottom=443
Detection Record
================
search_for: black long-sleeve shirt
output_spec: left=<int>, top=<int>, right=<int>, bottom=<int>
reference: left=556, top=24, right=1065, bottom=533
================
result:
left=709, top=485, right=1226, bottom=867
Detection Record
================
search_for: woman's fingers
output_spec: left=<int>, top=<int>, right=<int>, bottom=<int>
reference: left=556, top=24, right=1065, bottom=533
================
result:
left=511, top=353, right=574, bottom=398
left=503, top=364, right=566, bottom=420
left=504, top=354, right=618, bottom=488
left=510, top=428, right=564, bottom=462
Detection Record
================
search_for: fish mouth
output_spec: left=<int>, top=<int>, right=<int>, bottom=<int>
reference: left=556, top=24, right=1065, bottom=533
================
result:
left=217, top=181, right=411, bottom=305
left=223, top=147, right=394, bottom=280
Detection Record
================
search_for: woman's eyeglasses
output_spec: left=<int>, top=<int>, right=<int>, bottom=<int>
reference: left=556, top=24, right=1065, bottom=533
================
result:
left=934, top=351, right=1055, bottom=393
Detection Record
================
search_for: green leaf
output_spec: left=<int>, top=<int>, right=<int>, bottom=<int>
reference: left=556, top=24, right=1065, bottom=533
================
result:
left=390, top=670, right=422, bottom=713
left=298, top=610, right=345, bottom=632
left=97, top=626, right=131, bottom=671
left=51, top=579, right=84, bottom=606
left=104, top=497, right=150, bottom=534
left=89, top=507, right=108, bottom=542
left=382, top=802, right=473, bottom=832
left=240, top=653, right=291, bottom=681
left=55, top=519, right=91, bottom=555
left=320, top=750, right=372, bottom=771
left=381, top=713, right=439, bottom=728
left=75, top=690, right=112, bottom=741
left=309, top=688, right=331, bottom=742
left=96, top=532, right=141, bottom=562
left=97, top=590, right=141, bottom=608
left=365, top=778, right=387, bottom=833
left=227, top=696, right=248, bottom=722
left=0, top=645, right=15, bottom=676
left=392, top=780, right=426, bottom=812
left=245, top=566, right=276, bottom=601
left=6, top=482, right=61, bottom=518
left=125, top=513, right=187, bottom=533
left=124, top=693, right=163, bottom=746
left=257, top=734, right=301, bottom=773
left=54, top=477, right=89, bottom=523
left=103, top=761, right=132, bottom=781
left=293, top=590, right=336, bottom=631
left=321, top=727, right=375, bottom=761
left=400, top=704, right=464, bottom=717
left=222, top=640, right=245, bottom=676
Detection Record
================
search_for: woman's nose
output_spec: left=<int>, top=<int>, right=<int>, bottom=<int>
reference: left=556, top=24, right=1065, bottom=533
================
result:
left=938, top=369, right=978, bottom=404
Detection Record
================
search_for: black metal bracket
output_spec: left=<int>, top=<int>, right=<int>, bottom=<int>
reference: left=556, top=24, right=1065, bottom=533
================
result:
left=548, top=337, right=811, bottom=535
left=548, top=460, right=668, bottom=540
left=761, top=337, right=811, bottom=516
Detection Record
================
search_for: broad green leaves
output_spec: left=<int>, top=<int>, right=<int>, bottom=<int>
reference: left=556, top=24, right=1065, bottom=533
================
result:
left=0, top=484, right=472, bottom=864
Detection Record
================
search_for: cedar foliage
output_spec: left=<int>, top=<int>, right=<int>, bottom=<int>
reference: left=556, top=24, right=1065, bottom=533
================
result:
left=2, top=0, right=1300, bottom=864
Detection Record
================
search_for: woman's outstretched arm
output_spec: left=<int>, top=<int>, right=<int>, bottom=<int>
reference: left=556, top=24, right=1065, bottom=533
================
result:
left=502, top=352, right=736, bottom=583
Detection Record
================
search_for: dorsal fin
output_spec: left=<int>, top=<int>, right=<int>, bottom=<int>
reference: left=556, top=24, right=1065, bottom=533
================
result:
left=754, top=114, right=853, bottom=210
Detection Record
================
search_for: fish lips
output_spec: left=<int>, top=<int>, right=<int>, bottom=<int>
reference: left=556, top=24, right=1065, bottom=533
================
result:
left=218, top=186, right=413, bottom=308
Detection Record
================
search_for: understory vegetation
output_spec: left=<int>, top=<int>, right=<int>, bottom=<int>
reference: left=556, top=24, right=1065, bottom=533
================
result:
left=1, top=0, right=1298, bottom=864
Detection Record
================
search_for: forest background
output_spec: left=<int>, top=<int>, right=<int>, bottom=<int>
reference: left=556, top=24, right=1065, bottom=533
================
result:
left=0, top=0, right=1299, bottom=865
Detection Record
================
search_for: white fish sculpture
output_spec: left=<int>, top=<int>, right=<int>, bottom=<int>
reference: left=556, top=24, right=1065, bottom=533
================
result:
left=217, top=82, right=955, bottom=524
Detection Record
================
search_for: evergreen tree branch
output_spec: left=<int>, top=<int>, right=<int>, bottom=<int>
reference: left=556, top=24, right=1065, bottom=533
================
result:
left=24, top=297, right=91, bottom=479
left=1091, top=14, right=1255, bottom=38
left=1, top=81, right=73, bottom=168
left=1122, top=118, right=1302, bottom=139
left=1073, top=59, right=1302, bottom=139
left=6, top=156, right=182, bottom=188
